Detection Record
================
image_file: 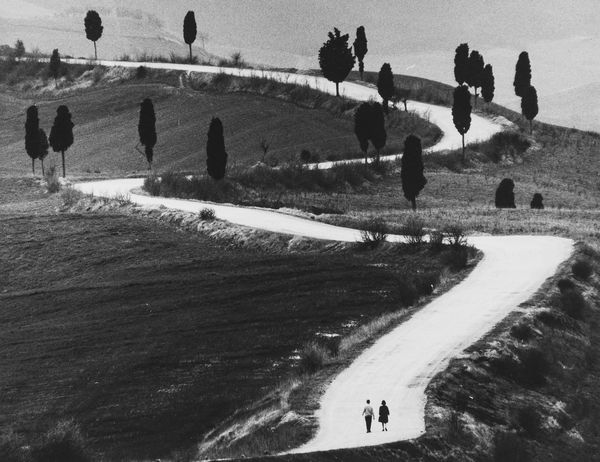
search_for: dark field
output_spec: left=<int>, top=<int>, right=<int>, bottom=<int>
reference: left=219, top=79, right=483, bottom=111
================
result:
left=0, top=184, right=451, bottom=460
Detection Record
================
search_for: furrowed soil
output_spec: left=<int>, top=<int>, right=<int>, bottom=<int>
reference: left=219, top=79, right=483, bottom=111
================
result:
left=0, top=180, right=453, bottom=460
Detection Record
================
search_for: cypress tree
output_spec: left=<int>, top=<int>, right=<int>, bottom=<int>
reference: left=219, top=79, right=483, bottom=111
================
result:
left=495, top=178, right=516, bottom=208
left=481, top=64, right=495, bottom=103
left=369, top=102, right=386, bottom=163
left=353, top=26, right=368, bottom=80
left=401, top=135, right=427, bottom=211
left=25, top=105, right=40, bottom=175
left=49, top=105, right=74, bottom=178
left=84, top=10, right=103, bottom=60
left=530, top=193, right=544, bottom=209
left=354, top=103, right=371, bottom=164
left=49, top=49, right=61, bottom=82
left=454, top=43, right=469, bottom=85
left=377, top=63, right=395, bottom=114
left=183, top=11, right=197, bottom=63
left=318, top=28, right=355, bottom=97
left=138, top=98, right=157, bottom=169
left=466, top=50, right=485, bottom=106
left=452, top=85, right=472, bottom=161
left=39, top=128, right=49, bottom=176
left=513, top=51, right=531, bottom=98
left=521, top=85, right=539, bottom=134
left=353, top=102, right=387, bottom=164
left=206, top=117, right=228, bottom=180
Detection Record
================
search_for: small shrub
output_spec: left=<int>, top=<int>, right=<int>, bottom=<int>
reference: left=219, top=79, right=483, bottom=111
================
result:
left=429, top=230, right=445, bottom=251
left=32, top=420, right=89, bottom=462
left=557, top=278, right=575, bottom=293
left=530, top=193, right=544, bottom=209
left=45, top=165, right=61, bottom=193
left=401, top=216, right=425, bottom=245
left=360, top=218, right=388, bottom=247
left=516, top=405, right=542, bottom=437
left=199, top=207, right=216, bottom=220
left=113, top=193, right=132, bottom=206
left=135, top=65, right=147, bottom=79
left=560, top=288, right=587, bottom=320
left=298, top=341, right=330, bottom=374
left=143, top=174, right=161, bottom=196
left=572, top=259, right=593, bottom=281
left=60, top=186, right=83, bottom=208
left=493, top=431, right=529, bottom=462
left=443, top=224, right=467, bottom=247
left=510, top=323, right=534, bottom=342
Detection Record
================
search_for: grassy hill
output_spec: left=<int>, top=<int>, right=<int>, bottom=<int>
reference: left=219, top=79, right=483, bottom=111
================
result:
left=0, top=62, right=440, bottom=177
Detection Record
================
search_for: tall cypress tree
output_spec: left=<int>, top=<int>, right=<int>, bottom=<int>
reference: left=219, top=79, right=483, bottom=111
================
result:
left=49, top=49, right=61, bottom=82
left=369, top=102, right=386, bottom=163
left=454, top=43, right=469, bottom=85
left=354, top=103, right=371, bottom=164
left=84, top=10, right=103, bottom=60
left=25, top=105, right=40, bottom=175
left=481, top=64, right=495, bottom=103
left=513, top=51, right=531, bottom=98
left=466, top=50, right=485, bottom=106
left=401, top=135, right=427, bottom=211
left=183, top=11, right=197, bottom=63
left=138, top=98, right=157, bottom=169
left=377, top=63, right=395, bottom=114
left=353, top=26, right=368, bottom=80
left=206, top=117, right=228, bottom=180
left=318, top=28, right=355, bottom=97
left=39, top=128, right=49, bottom=176
left=452, top=85, right=472, bottom=161
left=353, top=102, right=386, bottom=164
left=49, top=105, right=74, bottom=178
left=521, top=85, right=539, bottom=134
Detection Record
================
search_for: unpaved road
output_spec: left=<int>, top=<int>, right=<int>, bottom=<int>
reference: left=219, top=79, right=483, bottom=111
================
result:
left=75, top=178, right=573, bottom=452
left=72, top=62, right=571, bottom=453
left=61, top=57, right=512, bottom=167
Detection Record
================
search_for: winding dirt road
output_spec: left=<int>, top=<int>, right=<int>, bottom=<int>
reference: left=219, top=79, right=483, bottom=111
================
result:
left=71, top=62, right=572, bottom=453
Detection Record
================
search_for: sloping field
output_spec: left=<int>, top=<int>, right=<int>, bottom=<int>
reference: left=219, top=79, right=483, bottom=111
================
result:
left=0, top=74, right=438, bottom=176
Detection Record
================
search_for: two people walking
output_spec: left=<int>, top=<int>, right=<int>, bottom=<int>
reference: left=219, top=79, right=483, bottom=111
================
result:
left=362, top=399, right=389, bottom=433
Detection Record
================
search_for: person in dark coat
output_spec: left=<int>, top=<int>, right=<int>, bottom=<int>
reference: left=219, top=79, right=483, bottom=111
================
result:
left=378, top=400, right=390, bottom=431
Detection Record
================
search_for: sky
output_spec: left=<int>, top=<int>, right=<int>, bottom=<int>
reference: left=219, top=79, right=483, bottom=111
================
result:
left=1, top=0, right=599, bottom=131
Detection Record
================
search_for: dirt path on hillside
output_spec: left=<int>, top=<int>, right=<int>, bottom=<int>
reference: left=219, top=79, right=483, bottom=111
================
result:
left=61, top=57, right=511, bottom=165
left=74, top=178, right=573, bottom=452
left=72, top=62, right=569, bottom=453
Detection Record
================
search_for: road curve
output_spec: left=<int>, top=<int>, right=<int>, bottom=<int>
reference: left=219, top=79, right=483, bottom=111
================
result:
left=71, top=62, right=569, bottom=453
left=74, top=178, right=573, bottom=452
left=60, top=57, right=511, bottom=167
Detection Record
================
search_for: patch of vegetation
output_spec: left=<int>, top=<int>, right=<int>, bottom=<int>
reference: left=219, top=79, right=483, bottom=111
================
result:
left=572, top=259, right=593, bottom=281
left=359, top=217, right=388, bottom=247
left=143, top=163, right=391, bottom=211
left=199, top=207, right=216, bottom=220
